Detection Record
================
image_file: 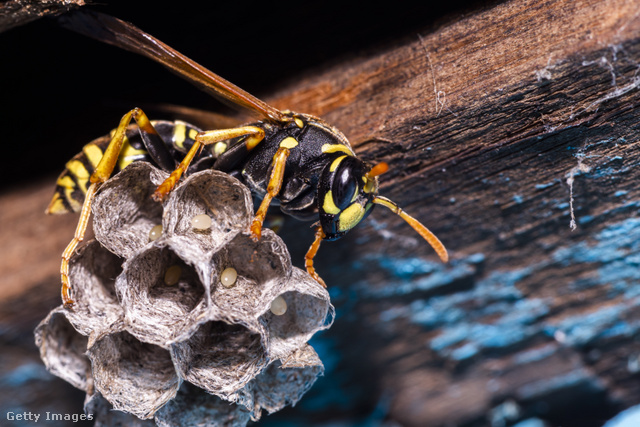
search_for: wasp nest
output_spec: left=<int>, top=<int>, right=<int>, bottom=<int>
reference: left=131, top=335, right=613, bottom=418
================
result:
left=35, top=162, right=334, bottom=425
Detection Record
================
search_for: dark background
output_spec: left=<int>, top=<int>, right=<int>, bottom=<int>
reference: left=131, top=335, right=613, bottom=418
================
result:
left=0, top=0, right=499, bottom=190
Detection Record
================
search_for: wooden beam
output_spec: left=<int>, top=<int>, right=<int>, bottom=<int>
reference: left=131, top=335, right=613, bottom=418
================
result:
left=271, top=0, right=640, bottom=425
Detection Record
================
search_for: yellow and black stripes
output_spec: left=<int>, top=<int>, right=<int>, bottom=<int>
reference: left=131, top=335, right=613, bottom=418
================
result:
left=47, top=125, right=154, bottom=214
left=170, top=120, right=200, bottom=153
left=46, top=119, right=212, bottom=215
left=47, top=134, right=112, bottom=214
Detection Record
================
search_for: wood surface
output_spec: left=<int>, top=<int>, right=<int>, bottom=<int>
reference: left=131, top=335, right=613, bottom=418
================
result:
left=2, top=0, right=640, bottom=426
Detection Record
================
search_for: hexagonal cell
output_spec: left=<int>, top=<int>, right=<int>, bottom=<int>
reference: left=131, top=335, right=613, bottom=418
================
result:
left=88, top=331, right=180, bottom=419
left=34, top=309, right=91, bottom=392
left=154, top=382, right=251, bottom=427
left=171, top=321, right=268, bottom=399
left=209, top=230, right=292, bottom=319
left=92, top=162, right=167, bottom=258
left=265, top=291, right=329, bottom=340
left=117, top=242, right=209, bottom=347
left=163, top=169, right=253, bottom=253
left=65, top=240, right=124, bottom=344
left=259, top=268, right=334, bottom=360
left=230, top=344, right=324, bottom=420
left=225, top=230, right=292, bottom=285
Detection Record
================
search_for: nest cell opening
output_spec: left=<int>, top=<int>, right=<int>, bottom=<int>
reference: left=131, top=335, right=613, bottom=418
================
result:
left=208, top=230, right=290, bottom=321
left=88, top=331, right=180, bottom=419
left=171, top=321, right=267, bottom=396
left=261, top=291, right=328, bottom=340
left=35, top=311, right=91, bottom=392
left=223, top=231, right=290, bottom=287
left=154, top=382, right=251, bottom=427
left=84, top=393, right=157, bottom=427
left=69, top=240, right=123, bottom=308
left=92, top=162, right=166, bottom=258
left=125, top=245, right=206, bottom=315
left=166, top=170, right=252, bottom=252
left=117, top=244, right=209, bottom=347
left=209, top=251, right=263, bottom=314
left=252, top=360, right=323, bottom=415
left=150, top=258, right=205, bottom=314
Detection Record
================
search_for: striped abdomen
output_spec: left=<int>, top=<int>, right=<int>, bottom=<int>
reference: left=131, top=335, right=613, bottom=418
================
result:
left=46, top=120, right=202, bottom=214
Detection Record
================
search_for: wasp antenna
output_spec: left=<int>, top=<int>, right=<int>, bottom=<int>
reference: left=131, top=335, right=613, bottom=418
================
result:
left=372, top=196, right=449, bottom=263
left=366, top=162, right=389, bottom=179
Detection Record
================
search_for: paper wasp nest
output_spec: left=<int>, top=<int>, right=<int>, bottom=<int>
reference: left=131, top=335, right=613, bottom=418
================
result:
left=35, top=162, right=334, bottom=426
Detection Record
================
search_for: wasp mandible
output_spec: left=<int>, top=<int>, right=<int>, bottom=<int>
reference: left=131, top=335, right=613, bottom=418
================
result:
left=49, top=11, right=448, bottom=308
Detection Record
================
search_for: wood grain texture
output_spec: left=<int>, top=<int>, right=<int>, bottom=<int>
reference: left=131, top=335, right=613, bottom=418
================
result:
left=272, top=0, right=640, bottom=426
left=2, top=0, right=640, bottom=426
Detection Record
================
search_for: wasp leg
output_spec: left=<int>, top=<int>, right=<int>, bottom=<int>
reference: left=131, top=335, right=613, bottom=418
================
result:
left=153, top=126, right=264, bottom=201
left=61, top=107, right=165, bottom=308
left=249, top=147, right=290, bottom=241
left=92, top=107, right=167, bottom=182
left=305, top=226, right=327, bottom=288
left=60, top=183, right=98, bottom=308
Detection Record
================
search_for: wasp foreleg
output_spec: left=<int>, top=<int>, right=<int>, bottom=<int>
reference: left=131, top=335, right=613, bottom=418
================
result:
left=304, top=226, right=327, bottom=288
left=249, top=146, right=290, bottom=241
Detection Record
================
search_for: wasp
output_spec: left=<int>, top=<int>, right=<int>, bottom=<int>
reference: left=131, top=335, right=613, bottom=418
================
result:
left=48, top=11, right=448, bottom=308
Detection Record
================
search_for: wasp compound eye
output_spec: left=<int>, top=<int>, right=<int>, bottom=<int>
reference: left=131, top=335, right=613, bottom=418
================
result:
left=332, top=163, right=359, bottom=210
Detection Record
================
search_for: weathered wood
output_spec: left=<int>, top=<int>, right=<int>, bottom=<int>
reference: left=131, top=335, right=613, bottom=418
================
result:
left=271, top=0, right=640, bottom=425
left=2, top=0, right=640, bottom=426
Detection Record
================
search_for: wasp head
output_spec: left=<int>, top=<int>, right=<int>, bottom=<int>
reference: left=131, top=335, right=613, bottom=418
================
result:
left=317, top=156, right=385, bottom=241
left=317, top=156, right=449, bottom=262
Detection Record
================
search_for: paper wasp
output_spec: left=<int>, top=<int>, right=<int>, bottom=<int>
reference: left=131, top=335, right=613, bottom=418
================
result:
left=48, top=11, right=448, bottom=308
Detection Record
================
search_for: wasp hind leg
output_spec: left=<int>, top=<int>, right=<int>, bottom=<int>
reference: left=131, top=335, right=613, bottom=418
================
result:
left=152, top=125, right=265, bottom=201
left=61, top=107, right=167, bottom=308
left=60, top=183, right=98, bottom=308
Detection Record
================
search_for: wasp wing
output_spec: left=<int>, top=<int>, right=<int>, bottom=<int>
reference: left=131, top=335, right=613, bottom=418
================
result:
left=143, top=103, right=242, bottom=130
left=58, top=10, right=288, bottom=123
